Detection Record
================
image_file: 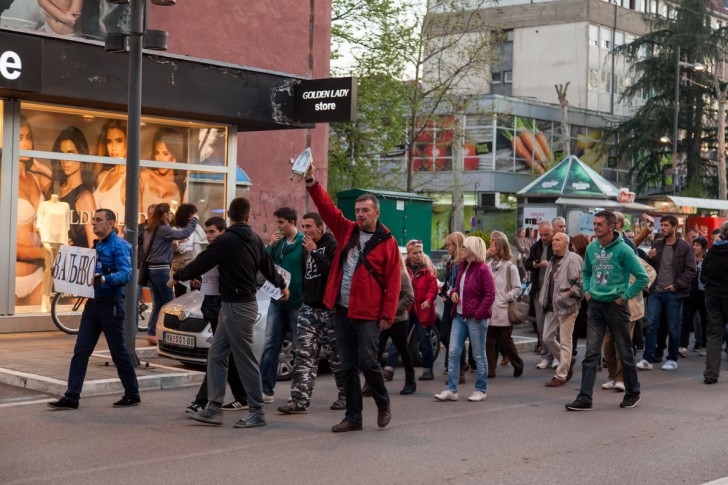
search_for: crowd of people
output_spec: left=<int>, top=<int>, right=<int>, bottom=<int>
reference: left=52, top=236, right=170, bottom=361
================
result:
left=46, top=161, right=728, bottom=427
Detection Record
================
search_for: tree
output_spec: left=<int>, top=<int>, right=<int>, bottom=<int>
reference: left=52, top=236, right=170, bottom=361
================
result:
left=555, top=82, right=571, bottom=158
left=330, top=0, right=502, bottom=205
left=614, top=0, right=725, bottom=196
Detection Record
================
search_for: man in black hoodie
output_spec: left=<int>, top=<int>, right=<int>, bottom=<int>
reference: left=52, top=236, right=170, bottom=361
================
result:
left=170, top=197, right=288, bottom=428
left=701, top=221, right=728, bottom=384
left=277, top=212, right=345, bottom=414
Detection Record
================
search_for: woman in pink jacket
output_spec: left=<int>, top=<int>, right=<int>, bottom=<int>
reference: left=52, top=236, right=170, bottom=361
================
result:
left=435, top=236, right=496, bottom=402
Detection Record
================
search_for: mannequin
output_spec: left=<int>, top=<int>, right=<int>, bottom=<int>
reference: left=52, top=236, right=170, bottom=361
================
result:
left=37, top=195, right=71, bottom=311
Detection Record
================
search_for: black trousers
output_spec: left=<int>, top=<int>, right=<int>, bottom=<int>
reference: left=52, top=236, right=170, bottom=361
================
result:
left=378, top=319, right=415, bottom=379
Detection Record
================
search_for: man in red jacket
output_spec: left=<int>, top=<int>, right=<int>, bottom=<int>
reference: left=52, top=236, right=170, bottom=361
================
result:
left=302, top=165, right=401, bottom=432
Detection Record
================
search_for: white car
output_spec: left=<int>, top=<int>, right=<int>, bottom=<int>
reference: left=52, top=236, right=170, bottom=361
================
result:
left=155, top=290, right=295, bottom=380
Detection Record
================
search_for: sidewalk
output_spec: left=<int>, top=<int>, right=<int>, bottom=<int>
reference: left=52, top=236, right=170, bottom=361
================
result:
left=0, top=331, right=204, bottom=398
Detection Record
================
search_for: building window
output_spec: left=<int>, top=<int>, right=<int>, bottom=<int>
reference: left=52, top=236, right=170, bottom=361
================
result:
left=601, top=27, right=613, bottom=50
left=491, top=71, right=502, bottom=84
left=588, top=69, right=599, bottom=90
left=589, top=25, right=599, bottom=47
left=503, top=71, right=513, bottom=83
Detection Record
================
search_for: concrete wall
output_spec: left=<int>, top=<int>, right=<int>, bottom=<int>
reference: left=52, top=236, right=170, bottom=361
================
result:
left=148, top=1, right=331, bottom=238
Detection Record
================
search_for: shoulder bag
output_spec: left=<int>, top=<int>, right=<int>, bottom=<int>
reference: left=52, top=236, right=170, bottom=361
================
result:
left=506, top=262, right=526, bottom=325
left=138, top=226, right=158, bottom=286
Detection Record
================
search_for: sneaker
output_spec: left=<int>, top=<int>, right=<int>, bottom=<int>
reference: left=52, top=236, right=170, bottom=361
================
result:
left=222, top=400, right=248, bottom=411
left=330, top=398, right=346, bottom=410
left=661, top=360, right=678, bottom=371
left=678, top=347, right=688, bottom=358
left=551, top=360, right=560, bottom=369
left=602, top=380, right=616, bottom=390
left=185, top=402, right=206, bottom=415
left=277, top=403, right=307, bottom=414
left=188, top=403, right=223, bottom=425
left=383, top=368, right=394, bottom=381
left=434, top=390, right=459, bottom=401
left=418, top=371, right=435, bottom=381
left=692, top=345, right=702, bottom=353
left=47, top=397, right=78, bottom=410
left=113, top=396, right=141, bottom=408
left=636, top=359, right=653, bottom=370
left=536, top=359, right=551, bottom=369
left=467, top=391, right=487, bottom=402
left=620, top=394, right=641, bottom=408
left=263, top=393, right=275, bottom=403
left=234, top=412, right=267, bottom=428
left=700, top=348, right=707, bottom=357
left=614, top=381, right=626, bottom=392
left=565, top=399, right=593, bottom=411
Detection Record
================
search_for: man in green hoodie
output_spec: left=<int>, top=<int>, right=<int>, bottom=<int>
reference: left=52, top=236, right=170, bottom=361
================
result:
left=260, top=207, right=304, bottom=403
left=566, top=210, right=650, bottom=411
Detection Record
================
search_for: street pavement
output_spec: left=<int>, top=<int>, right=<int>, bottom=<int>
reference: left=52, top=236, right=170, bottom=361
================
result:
left=3, top=338, right=728, bottom=485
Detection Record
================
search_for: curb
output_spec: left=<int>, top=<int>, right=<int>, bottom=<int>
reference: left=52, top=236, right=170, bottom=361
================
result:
left=0, top=351, right=204, bottom=397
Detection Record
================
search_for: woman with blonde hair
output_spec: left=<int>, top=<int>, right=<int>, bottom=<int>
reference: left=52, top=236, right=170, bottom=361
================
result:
left=439, top=232, right=467, bottom=379
left=486, top=237, right=524, bottom=378
left=435, top=236, right=495, bottom=402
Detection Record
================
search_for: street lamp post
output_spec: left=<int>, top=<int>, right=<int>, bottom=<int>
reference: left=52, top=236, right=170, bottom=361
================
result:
left=105, top=0, right=174, bottom=365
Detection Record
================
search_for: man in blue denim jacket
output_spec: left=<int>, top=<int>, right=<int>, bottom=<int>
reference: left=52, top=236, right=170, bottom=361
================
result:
left=48, top=209, right=140, bottom=410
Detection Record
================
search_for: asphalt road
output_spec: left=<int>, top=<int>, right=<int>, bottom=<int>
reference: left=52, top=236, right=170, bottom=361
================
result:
left=3, top=348, right=728, bottom=485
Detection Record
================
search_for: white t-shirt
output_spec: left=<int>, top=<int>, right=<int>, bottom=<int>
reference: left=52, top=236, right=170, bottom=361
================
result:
left=457, top=264, right=468, bottom=314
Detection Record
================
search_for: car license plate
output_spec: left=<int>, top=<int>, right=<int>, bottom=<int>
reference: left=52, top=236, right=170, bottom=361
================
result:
left=163, top=332, right=195, bottom=348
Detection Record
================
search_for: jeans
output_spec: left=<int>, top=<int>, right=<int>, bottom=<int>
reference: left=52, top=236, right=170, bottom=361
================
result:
left=385, top=312, right=434, bottom=370
left=148, top=267, right=173, bottom=337
left=576, top=299, right=639, bottom=404
left=447, top=314, right=488, bottom=393
left=65, top=297, right=139, bottom=404
left=680, top=293, right=707, bottom=348
left=643, top=291, right=683, bottom=363
left=335, top=305, right=389, bottom=424
left=260, top=304, right=299, bottom=395
left=207, top=301, right=264, bottom=413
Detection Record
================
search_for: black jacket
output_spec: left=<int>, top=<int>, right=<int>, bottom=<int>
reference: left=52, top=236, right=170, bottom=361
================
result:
left=525, top=239, right=553, bottom=293
left=701, top=242, right=728, bottom=298
left=647, top=237, right=696, bottom=299
left=302, top=232, right=337, bottom=307
left=174, top=223, right=285, bottom=303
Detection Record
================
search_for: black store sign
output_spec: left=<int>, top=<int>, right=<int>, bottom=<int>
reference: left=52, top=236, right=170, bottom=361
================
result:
left=0, top=32, right=42, bottom=92
left=294, top=77, right=357, bottom=123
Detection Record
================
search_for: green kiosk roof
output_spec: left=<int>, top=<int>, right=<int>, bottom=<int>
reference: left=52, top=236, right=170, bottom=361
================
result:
left=517, top=155, right=620, bottom=199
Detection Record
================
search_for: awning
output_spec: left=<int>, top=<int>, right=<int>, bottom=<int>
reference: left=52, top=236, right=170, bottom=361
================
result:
left=666, top=196, right=728, bottom=211
left=555, top=197, right=653, bottom=211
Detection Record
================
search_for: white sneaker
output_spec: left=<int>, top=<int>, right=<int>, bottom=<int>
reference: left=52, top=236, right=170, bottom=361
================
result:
left=467, top=391, right=487, bottom=402
left=678, top=347, right=688, bottom=358
left=551, top=360, right=560, bottom=369
left=700, top=348, right=707, bottom=357
left=661, top=360, right=678, bottom=371
left=263, top=393, right=275, bottom=403
left=614, top=381, right=626, bottom=392
left=636, top=359, right=653, bottom=370
left=602, top=380, right=616, bottom=390
left=536, top=359, right=550, bottom=369
left=434, top=390, right=459, bottom=401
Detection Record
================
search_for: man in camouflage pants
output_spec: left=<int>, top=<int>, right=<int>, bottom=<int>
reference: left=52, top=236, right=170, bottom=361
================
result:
left=277, top=212, right=345, bottom=414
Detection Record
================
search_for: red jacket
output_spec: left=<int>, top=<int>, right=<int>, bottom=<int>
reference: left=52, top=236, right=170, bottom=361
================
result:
left=307, top=182, right=401, bottom=322
left=408, top=264, right=438, bottom=328
left=453, top=261, right=495, bottom=321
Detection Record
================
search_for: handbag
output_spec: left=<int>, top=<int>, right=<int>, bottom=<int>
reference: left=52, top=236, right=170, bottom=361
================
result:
left=506, top=262, right=526, bottom=325
left=138, top=226, right=158, bottom=286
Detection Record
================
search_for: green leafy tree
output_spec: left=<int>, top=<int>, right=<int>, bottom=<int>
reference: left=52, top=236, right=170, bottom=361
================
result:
left=614, top=0, right=728, bottom=196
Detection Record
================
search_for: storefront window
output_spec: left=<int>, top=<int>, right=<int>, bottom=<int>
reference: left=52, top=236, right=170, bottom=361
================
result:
left=14, top=103, right=231, bottom=314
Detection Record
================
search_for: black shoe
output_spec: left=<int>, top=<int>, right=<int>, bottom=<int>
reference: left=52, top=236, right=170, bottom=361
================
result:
left=185, top=401, right=206, bottom=416
left=400, top=382, right=416, bottom=395
left=619, top=394, right=641, bottom=408
left=113, top=396, right=141, bottom=408
left=47, top=397, right=78, bottom=410
left=361, top=383, right=372, bottom=397
left=513, top=365, right=524, bottom=378
left=704, top=378, right=718, bottom=385
left=418, top=371, right=434, bottom=381
left=565, top=399, right=593, bottom=411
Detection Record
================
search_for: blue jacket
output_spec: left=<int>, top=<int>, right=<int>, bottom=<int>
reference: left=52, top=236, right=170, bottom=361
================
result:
left=94, top=231, right=132, bottom=298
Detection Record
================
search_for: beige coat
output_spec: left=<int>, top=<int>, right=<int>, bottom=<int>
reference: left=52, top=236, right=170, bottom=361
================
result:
left=489, top=259, right=523, bottom=327
left=628, top=258, right=656, bottom=322
left=539, top=251, right=584, bottom=319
